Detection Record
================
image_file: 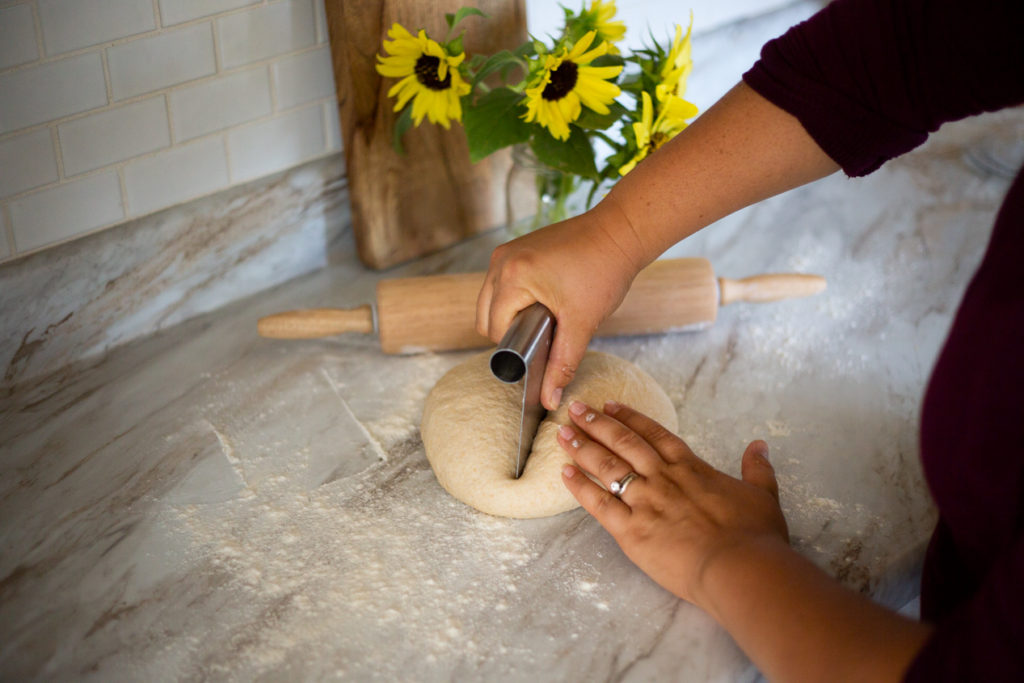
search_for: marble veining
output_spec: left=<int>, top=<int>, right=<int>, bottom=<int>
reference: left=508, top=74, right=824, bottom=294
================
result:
left=2, top=105, right=1021, bottom=679
left=0, top=154, right=349, bottom=391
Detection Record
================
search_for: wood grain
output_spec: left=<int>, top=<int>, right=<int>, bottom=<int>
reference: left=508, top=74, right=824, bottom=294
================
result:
left=326, top=0, right=527, bottom=270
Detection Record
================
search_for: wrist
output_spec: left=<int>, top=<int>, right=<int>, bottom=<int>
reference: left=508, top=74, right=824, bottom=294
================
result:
left=589, top=190, right=660, bottom=273
left=691, top=533, right=794, bottom=621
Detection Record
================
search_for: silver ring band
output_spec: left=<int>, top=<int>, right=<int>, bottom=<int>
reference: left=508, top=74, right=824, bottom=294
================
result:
left=609, top=471, right=638, bottom=497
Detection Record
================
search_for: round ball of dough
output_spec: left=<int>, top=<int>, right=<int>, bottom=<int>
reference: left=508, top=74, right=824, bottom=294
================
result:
left=420, top=350, right=678, bottom=518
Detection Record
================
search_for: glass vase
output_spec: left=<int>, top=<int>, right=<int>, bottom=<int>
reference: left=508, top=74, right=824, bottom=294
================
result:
left=505, top=145, right=581, bottom=237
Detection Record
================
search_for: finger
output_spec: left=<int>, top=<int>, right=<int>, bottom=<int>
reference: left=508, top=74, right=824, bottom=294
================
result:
left=602, top=401, right=696, bottom=465
left=487, top=287, right=540, bottom=344
left=558, top=423, right=639, bottom=490
left=566, top=401, right=663, bottom=475
left=561, top=464, right=631, bottom=532
left=740, top=440, right=779, bottom=502
left=542, top=322, right=592, bottom=410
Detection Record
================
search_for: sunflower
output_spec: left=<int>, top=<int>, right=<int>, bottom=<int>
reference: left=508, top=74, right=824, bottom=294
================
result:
left=522, top=31, right=623, bottom=141
left=375, top=23, right=471, bottom=129
left=572, top=1, right=626, bottom=54
left=618, top=91, right=698, bottom=175
left=656, top=18, right=694, bottom=102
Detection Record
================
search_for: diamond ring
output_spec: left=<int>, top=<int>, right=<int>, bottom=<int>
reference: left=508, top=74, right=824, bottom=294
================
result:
left=609, top=472, right=638, bottom=497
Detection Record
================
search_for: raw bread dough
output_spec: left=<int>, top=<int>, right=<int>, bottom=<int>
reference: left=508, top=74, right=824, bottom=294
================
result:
left=420, top=350, right=678, bottom=518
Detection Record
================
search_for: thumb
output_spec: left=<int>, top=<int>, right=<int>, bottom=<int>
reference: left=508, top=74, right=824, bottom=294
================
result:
left=541, top=321, right=593, bottom=410
left=740, top=440, right=779, bottom=502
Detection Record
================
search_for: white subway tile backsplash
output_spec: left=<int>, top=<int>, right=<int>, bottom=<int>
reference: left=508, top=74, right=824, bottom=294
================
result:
left=170, top=67, right=271, bottom=142
left=59, top=97, right=171, bottom=176
left=0, top=53, right=107, bottom=134
left=124, top=136, right=229, bottom=216
left=10, top=171, right=124, bottom=252
left=0, top=4, right=39, bottom=69
left=228, top=104, right=324, bottom=183
left=0, top=129, right=59, bottom=200
left=158, top=0, right=259, bottom=26
left=272, top=47, right=335, bottom=110
left=108, top=23, right=216, bottom=100
left=38, top=0, right=155, bottom=56
left=217, top=0, right=316, bottom=70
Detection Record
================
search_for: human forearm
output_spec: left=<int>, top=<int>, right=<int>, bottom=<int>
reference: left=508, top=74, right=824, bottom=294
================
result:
left=597, top=81, right=840, bottom=266
left=477, top=82, right=839, bottom=409
left=697, top=535, right=933, bottom=683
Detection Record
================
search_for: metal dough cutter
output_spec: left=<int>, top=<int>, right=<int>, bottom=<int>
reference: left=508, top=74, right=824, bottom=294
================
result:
left=489, top=303, right=555, bottom=478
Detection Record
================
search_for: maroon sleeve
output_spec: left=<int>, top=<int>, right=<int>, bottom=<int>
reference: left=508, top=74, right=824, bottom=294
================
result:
left=742, top=0, right=1024, bottom=176
left=905, top=538, right=1024, bottom=680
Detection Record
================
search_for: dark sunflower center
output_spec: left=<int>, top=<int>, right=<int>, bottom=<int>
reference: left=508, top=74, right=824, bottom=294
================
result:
left=414, top=55, right=451, bottom=91
left=650, top=131, right=668, bottom=149
left=541, top=61, right=579, bottom=101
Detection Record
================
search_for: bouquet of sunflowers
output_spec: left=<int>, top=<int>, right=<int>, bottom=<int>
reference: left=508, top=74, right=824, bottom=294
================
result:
left=375, top=1, right=697, bottom=225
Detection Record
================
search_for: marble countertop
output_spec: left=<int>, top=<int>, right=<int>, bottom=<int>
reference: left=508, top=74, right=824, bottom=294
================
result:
left=2, top=109, right=1021, bottom=681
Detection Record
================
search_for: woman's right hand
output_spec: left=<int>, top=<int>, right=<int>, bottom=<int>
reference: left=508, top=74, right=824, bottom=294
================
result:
left=476, top=197, right=649, bottom=410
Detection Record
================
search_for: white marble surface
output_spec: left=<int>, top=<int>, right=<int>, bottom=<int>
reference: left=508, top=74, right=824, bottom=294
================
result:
left=2, top=105, right=1021, bottom=680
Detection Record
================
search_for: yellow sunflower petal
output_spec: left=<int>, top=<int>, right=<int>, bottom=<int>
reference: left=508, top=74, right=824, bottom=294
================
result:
left=567, top=30, right=597, bottom=60
left=576, top=40, right=610, bottom=65
left=579, top=64, right=623, bottom=80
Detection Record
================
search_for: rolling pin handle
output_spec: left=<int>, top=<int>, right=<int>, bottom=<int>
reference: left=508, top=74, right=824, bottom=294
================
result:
left=718, top=274, right=827, bottom=307
left=256, top=306, right=376, bottom=339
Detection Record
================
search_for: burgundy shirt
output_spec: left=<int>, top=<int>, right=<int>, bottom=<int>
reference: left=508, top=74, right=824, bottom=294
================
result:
left=743, top=0, right=1024, bottom=678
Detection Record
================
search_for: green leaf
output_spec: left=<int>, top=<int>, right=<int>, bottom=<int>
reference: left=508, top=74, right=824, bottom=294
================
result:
left=445, top=34, right=464, bottom=57
left=575, top=100, right=628, bottom=130
left=391, top=105, right=413, bottom=156
left=529, top=126, right=598, bottom=180
left=445, top=7, right=487, bottom=30
left=591, top=54, right=625, bottom=69
left=470, top=50, right=524, bottom=88
left=463, top=88, right=532, bottom=162
left=514, top=40, right=537, bottom=59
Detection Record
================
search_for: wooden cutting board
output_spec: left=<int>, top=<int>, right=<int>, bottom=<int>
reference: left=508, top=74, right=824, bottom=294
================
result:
left=325, top=0, right=527, bottom=270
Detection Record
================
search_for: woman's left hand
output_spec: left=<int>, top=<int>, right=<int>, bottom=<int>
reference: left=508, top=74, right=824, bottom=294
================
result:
left=558, top=400, right=789, bottom=608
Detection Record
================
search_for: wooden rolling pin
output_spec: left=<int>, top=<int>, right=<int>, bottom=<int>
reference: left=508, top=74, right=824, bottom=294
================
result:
left=257, top=258, right=825, bottom=354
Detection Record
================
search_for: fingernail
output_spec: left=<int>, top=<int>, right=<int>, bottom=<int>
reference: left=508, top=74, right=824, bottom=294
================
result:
left=562, top=465, right=576, bottom=479
left=761, top=444, right=771, bottom=462
left=569, top=400, right=586, bottom=416
left=551, top=387, right=563, bottom=409
left=558, top=424, right=575, bottom=440
left=604, top=400, right=619, bottom=415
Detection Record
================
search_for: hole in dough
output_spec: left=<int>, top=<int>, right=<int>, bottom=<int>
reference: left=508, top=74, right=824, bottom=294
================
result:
left=420, top=350, right=679, bottom=518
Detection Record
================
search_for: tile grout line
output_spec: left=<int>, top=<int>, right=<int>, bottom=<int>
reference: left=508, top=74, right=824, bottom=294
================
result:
left=117, top=165, right=130, bottom=219
left=49, top=124, right=65, bottom=180
left=100, top=46, right=114, bottom=107
left=29, top=0, right=44, bottom=59
left=165, top=91, right=177, bottom=144
left=211, top=17, right=223, bottom=74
